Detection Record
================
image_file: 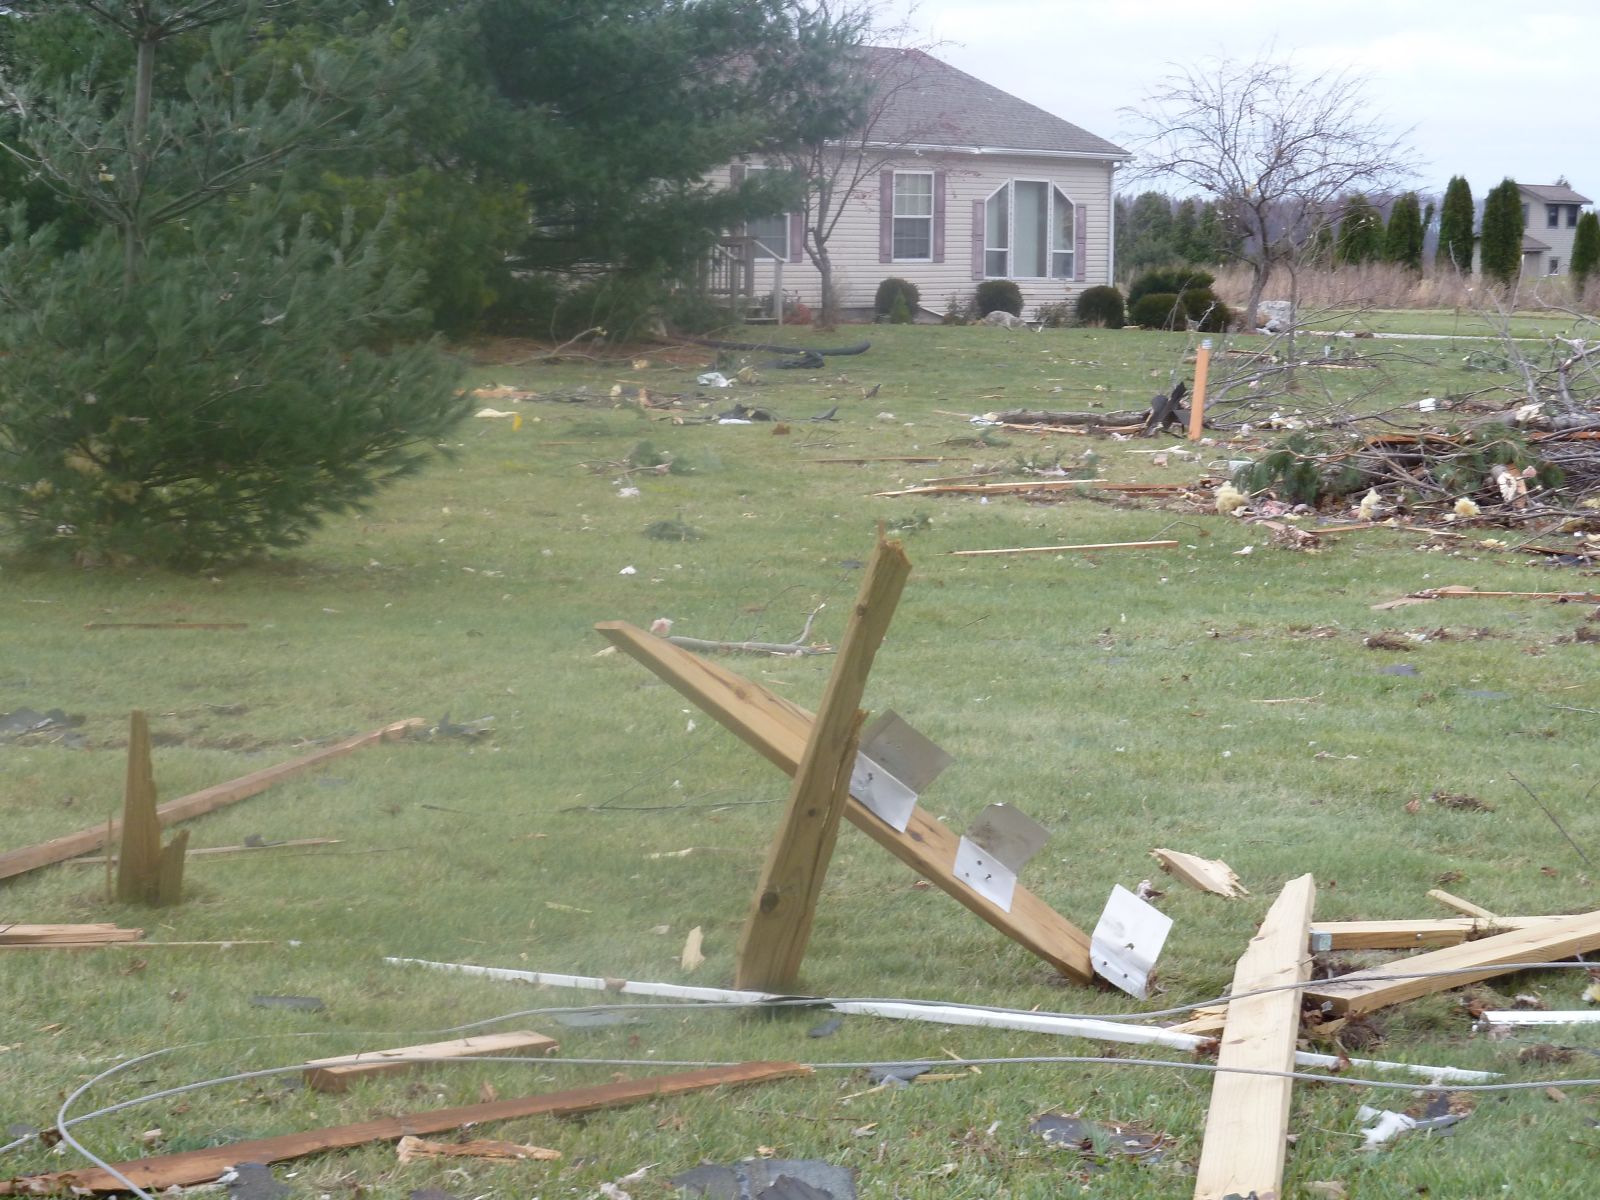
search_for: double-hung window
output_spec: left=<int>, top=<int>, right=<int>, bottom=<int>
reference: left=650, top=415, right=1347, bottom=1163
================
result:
left=892, top=172, right=934, bottom=261
left=984, top=181, right=1075, bottom=279
left=1548, top=204, right=1561, bottom=229
left=743, top=165, right=790, bottom=260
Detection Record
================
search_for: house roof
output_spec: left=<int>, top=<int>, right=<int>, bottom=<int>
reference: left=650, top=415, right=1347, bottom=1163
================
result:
left=1519, top=183, right=1591, bottom=204
left=862, top=47, right=1129, bottom=160
left=1522, top=233, right=1552, bottom=252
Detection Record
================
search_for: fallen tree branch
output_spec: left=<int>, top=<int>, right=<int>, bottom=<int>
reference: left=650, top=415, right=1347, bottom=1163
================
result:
left=665, top=605, right=832, bottom=656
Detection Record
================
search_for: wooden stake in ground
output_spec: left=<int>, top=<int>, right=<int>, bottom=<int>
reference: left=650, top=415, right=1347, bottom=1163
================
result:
left=1193, top=873, right=1316, bottom=1200
left=595, top=621, right=1095, bottom=983
left=0, top=717, right=423, bottom=884
left=1, top=1062, right=808, bottom=1195
left=1188, top=339, right=1212, bottom=442
left=735, top=536, right=911, bottom=991
left=115, top=711, right=186, bottom=906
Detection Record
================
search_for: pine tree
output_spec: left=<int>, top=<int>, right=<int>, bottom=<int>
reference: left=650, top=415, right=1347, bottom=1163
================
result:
left=1480, top=178, right=1525, bottom=287
left=1571, top=211, right=1600, bottom=293
left=1435, top=176, right=1475, bottom=273
left=0, top=2, right=468, bottom=566
left=1382, top=192, right=1424, bottom=270
left=1336, top=194, right=1384, bottom=265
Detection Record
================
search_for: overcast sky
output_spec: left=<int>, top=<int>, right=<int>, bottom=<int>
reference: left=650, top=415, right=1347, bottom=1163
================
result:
left=905, top=0, right=1595, bottom=201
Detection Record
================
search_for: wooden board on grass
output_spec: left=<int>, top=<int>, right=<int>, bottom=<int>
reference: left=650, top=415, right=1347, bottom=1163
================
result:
left=1305, top=909, right=1600, bottom=1015
left=595, top=620, right=1095, bottom=983
left=1, top=1062, right=808, bottom=1194
left=304, top=1030, right=559, bottom=1093
left=1193, top=874, right=1316, bottom=1200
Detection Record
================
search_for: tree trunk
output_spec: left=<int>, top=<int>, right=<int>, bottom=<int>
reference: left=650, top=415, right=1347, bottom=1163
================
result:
left=814, top=242, right=838, bottom=332
left=1243, top=260, right=1270, bottom=334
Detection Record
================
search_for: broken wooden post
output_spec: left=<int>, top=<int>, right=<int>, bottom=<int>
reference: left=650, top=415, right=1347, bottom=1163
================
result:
left=115, top=711, right=187, bottom=907
left=595, top=622, right=1095, bottom=983
left=1188, top=338, right=1212, bottom=442
left=1193, top=873, right=1315, bottom=1200
left=735, top=536, right=911, bottom=991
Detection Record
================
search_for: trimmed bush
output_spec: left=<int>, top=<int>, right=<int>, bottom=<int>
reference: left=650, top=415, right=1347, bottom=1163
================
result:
left=1075, top=285, right=1125, bottom=328
left=1129, top=291, right=1183, bottom=329
left=1181, top=288, right=1232, bottom=332
left=975, top=278, right=1023, bottom=316
left=874, top=276, right=920, bottom=316
left=1034, top=300, right=1075, bottom=328
left=1127, top=266, right=1215, bottom=306
left=888, top=292, right=913, bottom=324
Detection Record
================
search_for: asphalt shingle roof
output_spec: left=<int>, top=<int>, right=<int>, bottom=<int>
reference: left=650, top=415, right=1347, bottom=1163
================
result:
left=1520, top=183, right=1592, bottom=205
left=862, top=47, right=1129, bottom=159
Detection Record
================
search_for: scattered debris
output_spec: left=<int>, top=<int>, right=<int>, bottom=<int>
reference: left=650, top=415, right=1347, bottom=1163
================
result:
left=663, top=604, right=833, bottom=657
left=223, top=1162, right=288, bottom=1200
left=672, top=1159, right=855, bottom=1200
left=425, top=714, right=496, bottom=740
left=1150, top=848, right=1248, bottom=897
left=1358, top=1095, right=1467, bottom=1150
left=1431, top=790, right=1494, bottom=813
left=0, top=923, right=142, bottom=947
left=1030, top=1113, right=1170, bottom=1168
left=680, top=926, right=705, bottom=971
left=0, top=706, right=85, bottom=746
left=304, top=1030, right=558, bottom=1093
left=395, top=1136, right=560, bottom=1164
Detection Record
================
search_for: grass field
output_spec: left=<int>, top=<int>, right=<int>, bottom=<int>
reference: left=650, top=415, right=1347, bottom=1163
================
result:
left=5, top=319, right=1600, bottom=1198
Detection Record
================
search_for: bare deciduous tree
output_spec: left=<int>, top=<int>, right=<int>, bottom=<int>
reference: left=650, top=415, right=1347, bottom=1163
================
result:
left=1123, top=55, right=1417, bottom=330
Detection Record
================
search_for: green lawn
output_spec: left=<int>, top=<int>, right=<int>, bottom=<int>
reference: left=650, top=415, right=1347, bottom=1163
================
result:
left=4, top=319, right=1600, bottom=1198
left=1312, top=306, right=1594, bottom=339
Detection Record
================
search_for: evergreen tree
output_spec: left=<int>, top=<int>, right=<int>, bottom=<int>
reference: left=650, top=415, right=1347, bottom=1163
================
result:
left=1572, top=211, right=1600, bottom=293
left=0, top=1, right=468, bottom=566
left=1335, top=193, right=1384, bottom=265
left=1172, top=197, right=1199, bottom=260
left=1480, top=177, right=1525, bottom=287
left=1383, top=192, right=1424, bottom=270
left=1435, top=176, right=1475, bottom=273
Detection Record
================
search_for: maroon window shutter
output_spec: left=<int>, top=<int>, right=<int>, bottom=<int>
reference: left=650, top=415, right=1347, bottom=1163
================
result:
left=879, top=170, right=894, bottom=263
left=788, top=211, right=804, bottom=263
left=971, top=199, right=985, bottom=280
left=932, top=170, right=947, bottom=263
left=1074, top=203, right=1087, bottom=282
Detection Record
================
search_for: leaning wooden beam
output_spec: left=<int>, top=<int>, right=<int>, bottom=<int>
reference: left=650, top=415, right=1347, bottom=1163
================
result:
left=0, top=718, right=423, bottom=884
left=304, top=1030, right=559, bottom=1093
left=69, top=838, right=343, bottom=865
left=1, top=939, right=272, bottom=952
left=948, top=540, right=1179, bottom=558
left=735, top=537, right=911, bottom=991
left=1193, top=874, right=1316, bottom=1200
left=1310, top=915, right=1556, bottom=951
left=1418, top=586, right=1600, bottom=603
left=593, top=622, right=1095, bottom=983
left=1428, top=888, right=1498, bottom=919
left=0, top=1062, right=809, bottom=1195
left=386, top=959, right=1496, bottom=1084
left=1305, top=909, right=1600, bottom=1016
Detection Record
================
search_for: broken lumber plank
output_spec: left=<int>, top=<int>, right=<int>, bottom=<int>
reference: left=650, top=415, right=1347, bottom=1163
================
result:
left=83, top=621, right=248, bottom=630
left=68, top=838, right=343, bottom=865
left=735, top=537, right=911, bottom=991
left=594, top=621, right=1094, bottom=983
left=872, top=480, right=1190, bottom=499
left=1310, top=915, right=1558, bottom=951
left=0, top=717, right=423, bottom=884
left=948, top=540, right=1178, bottom=557
left=1428, top=888, right=1497, bottom=919
left=116, top=711, right=165, bottom=905
left=807, top=455, right=949, bottom=464
left=395, top=1136, right=560, bottom=1163
left=1, top=939, right=270, bottom=951
left=1193, top=874, right=1316, bottom=1200
left=1304, top=909, right=1600, bottom=1016
left=304, top=1030, right=559, bottom=1093
left=0, top=923, right=143, bottom=944
left=1151, top=848, right=1248, bottom=898
left=1422, top=586, right=1600, bottom=602
left=0, top=1062, right=808, bottom=1195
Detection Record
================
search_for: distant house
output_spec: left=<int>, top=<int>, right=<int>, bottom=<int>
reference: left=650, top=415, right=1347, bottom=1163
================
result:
left=714, top=49, right=1130, bottom=320
left=1475, top=183, right=1593, bottom=277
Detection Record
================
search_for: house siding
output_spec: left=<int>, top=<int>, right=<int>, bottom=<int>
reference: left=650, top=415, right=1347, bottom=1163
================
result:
left=718, top=153, right=1118, bottom=317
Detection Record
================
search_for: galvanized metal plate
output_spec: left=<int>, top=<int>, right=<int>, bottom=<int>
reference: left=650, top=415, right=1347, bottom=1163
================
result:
left=1090, top=884, right=1173, bottom=1000
left=964, top=803, right=1050, bottom=873
left=849, top=753, right=917, bottom=832
left=953, top=835, right=1018, bottom=911
left=859, top=710, right=953, bottom=794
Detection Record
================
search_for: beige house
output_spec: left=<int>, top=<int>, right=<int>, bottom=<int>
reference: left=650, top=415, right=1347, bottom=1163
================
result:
left=1516, top=183, right=1592, bottom=276
left=718, top=49, right=1130, bottom=320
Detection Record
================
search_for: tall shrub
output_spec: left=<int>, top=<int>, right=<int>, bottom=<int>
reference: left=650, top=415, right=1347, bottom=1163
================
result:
left=1436, top=176, right=1475, bottom=273
left=1383, top=192, right=1424, bottom=270
left=1335, top=194, right=1383, bottom=265
left=1480, top=178, right=1525, bottom=287
left=1571, top=211, right=1600, bottom=293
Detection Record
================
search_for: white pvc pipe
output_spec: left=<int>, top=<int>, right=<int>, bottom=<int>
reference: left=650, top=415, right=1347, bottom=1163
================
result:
left=385, top=957, right=1497, bottom=1084
left=1478, top=1010, right=1600, bottom=1027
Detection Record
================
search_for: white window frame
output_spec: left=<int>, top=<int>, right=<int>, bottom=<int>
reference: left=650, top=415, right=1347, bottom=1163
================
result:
left=1547, top=204, right=1561, bottom=229
left=983, top=181, right=1076, bottom=280
left=891, top=170, right=934, bottom=263
left=742, top=164, right=789, bottom=260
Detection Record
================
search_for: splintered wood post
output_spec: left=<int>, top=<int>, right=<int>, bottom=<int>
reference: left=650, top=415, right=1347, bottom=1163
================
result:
left=1193, top=873, right=1315, bottom=1200
left=1428, top=888, right=1497, bottom=919
left=594, top=620, right=1095, bottom=983
left=116, top=711, right=163, bottom=904
left=735, top=536, right=912, bottom=991
left=1188, top=339, right=1212, bottom=442
left=155, top=828, right=189, bottom=907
